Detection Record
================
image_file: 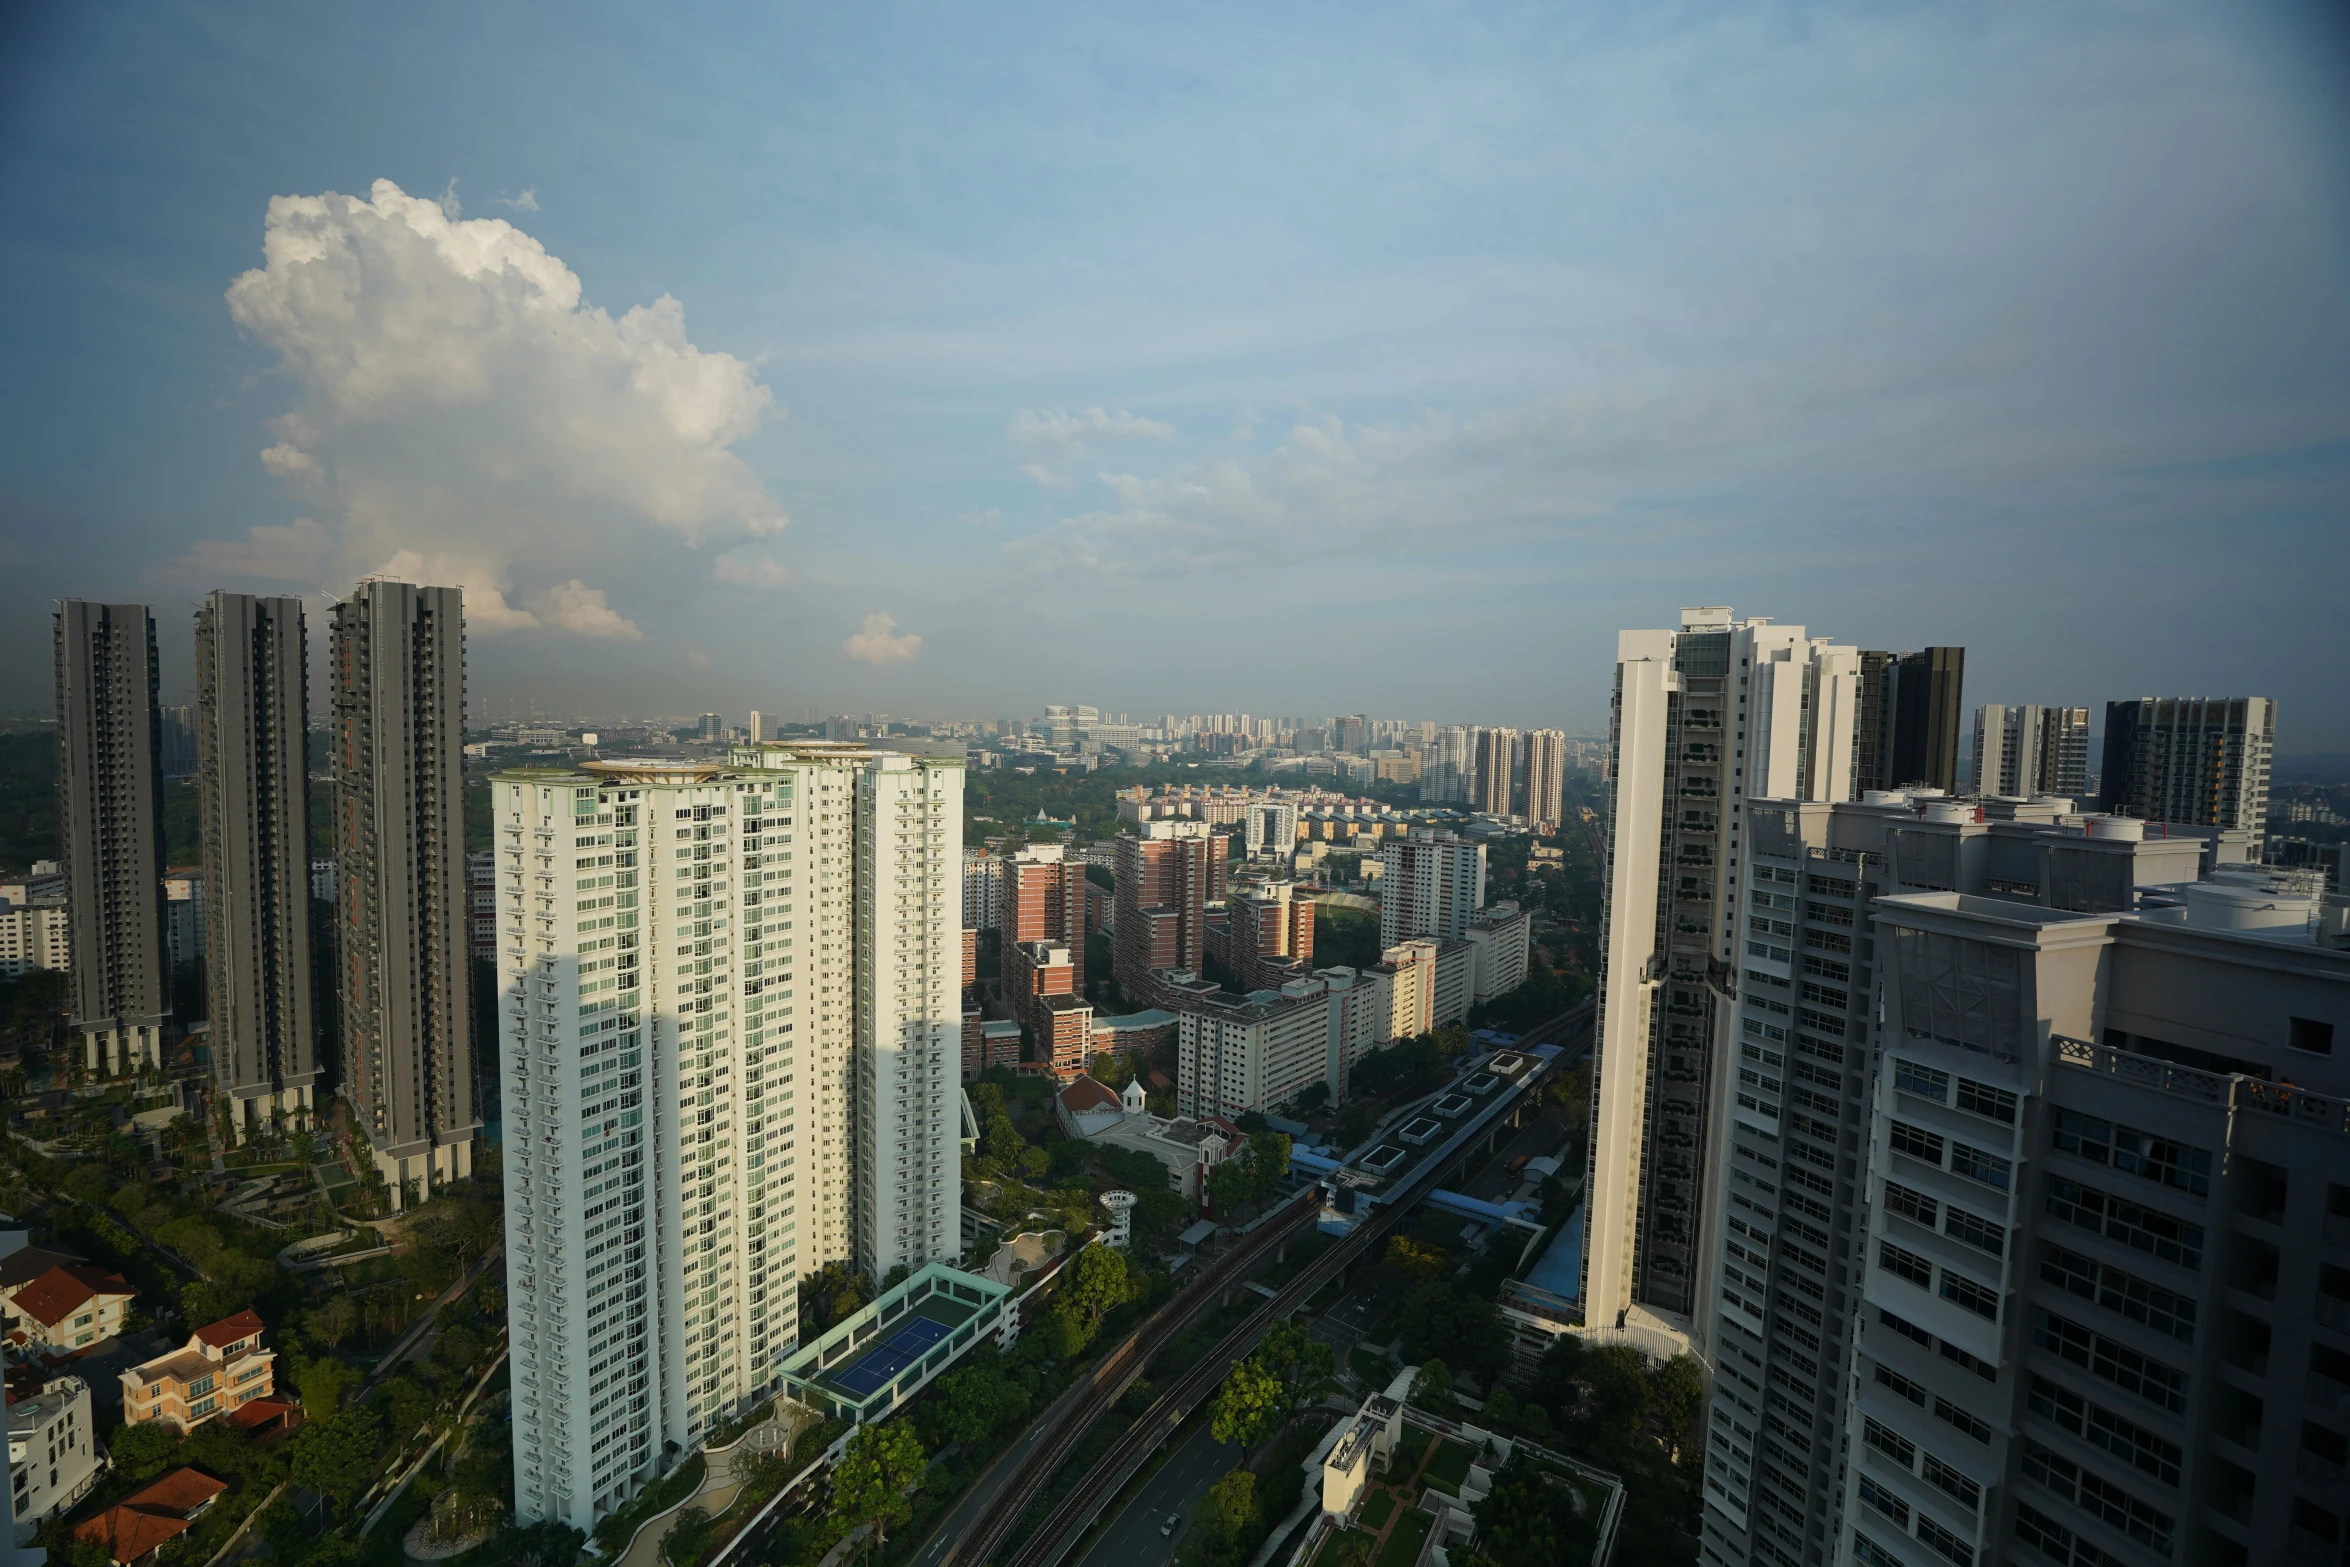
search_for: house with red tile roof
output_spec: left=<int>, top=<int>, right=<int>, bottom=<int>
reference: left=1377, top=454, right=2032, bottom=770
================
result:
left=0, top=1265, right=134, bottom=1352
left=118, top=1312, right=276, bottom=1434
left=72, top=1468, right=226, bottom=1566
left=1051, top=1074, right=1126, bottom=1139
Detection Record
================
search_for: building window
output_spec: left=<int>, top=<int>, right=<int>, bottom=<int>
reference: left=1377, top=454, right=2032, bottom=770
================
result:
left=2044, top=1175, right=2203, bottom=1269
left=2034, top=1311, right=2186, bottom=1413
left=1955, top=1078, right=2016, bottom=1124
left=2289, top=1017, right=2336, bottom=1056
left=1857, top=1475, right=1909, bottom=1528
left=1938, top=1271, right=1999, bottom=1320
left=1890, top=1120, right=1946, bottom=1166
left=1894, top=1060, right=1949, bottom=1101
left=2050, top=1110, right=2211, bottom=1197
left=1948, top=1141, right=2010, bottom=1191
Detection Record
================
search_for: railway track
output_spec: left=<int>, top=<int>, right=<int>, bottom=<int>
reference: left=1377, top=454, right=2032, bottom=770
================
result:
left=938, top=1187, right=1324, bottom=1567
left=996, top=1058, right=1566, bottom=1567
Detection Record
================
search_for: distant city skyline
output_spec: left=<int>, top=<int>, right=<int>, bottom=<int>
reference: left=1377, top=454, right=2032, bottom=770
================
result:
left=4, top=3, right=2346, bottom=741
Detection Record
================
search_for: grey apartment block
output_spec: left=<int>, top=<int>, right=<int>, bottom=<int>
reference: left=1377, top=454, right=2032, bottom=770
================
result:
left=330, top=581, right=477, bottom=1204
left=196, top=592, right=320, bottom=1136
left=1699, top=791, right=2350, bottom=1567
left=1703, top=794, right=2216, bottom=1567
left=2098, top=697, right=2275, bottom=831
left=1854, top=650, right=1968, bottom=796
left=53, top=601, right=169, bottom=1074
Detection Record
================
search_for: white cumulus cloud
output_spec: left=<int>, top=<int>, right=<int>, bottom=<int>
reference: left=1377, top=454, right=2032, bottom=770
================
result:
left=538, top=580, right=643, bottom=640
left=842, top=612, right=922, bottom=666
left=198, top=178, right=786, bottom=636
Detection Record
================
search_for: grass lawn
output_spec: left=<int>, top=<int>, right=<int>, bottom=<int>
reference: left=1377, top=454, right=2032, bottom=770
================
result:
left=1360, top=1491, right=1397, bottom=1530
left=1424, top=1439, right=1475, bottom=1489
left=1374, top=1508, right=1431, bottom=1567
left=1387, top=1425, right=1432, bottom=1478
left=1316, top=1528, right=1380, bottom=1567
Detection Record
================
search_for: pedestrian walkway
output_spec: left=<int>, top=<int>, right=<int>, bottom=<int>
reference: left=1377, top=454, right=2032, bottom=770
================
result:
left=612, top=1408, right=809, bottom=1567
left=1313, top=1429, right=1444, bottom=1567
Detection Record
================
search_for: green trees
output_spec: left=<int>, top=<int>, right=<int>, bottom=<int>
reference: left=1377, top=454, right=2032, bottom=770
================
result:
left=1209, top=1320, right=1334, bottom=1453
left=1207, top=1356, right=1283, bottom=1453
left=1198, top=1470, right=1256, bottom=1545
left=1383, top=1236, right=1448, bottom=1279
left=1408, top=1360, right=1459, bottom=1420
left=1466, top=1452, right=1599, bottom=1567
left=1518, top=1339, right=1710, bottom=1567
left=1396, top=1281, right=1507, bottom=1387
left=1205, top=1131, right=1292, bottom=1216
left=289, top=1402, right=384, bottom=1504
left=828, top=1420, right=926, bottom=1554
left=1647, top=1355, right=1706, bottom=1453
left=1252, top=1322, right=1336, bottom=1426
left=1348, top=1030, right=1463, bottom=1099
left=104, top=1422, right=177, bottom=1485
left=1580, top=1346, right=1651, bottom=1439
left=915, top=1350, right=1032, bottom=1449
left=798, top=1262, right=872, bottom=1337
left=1048, top=1241, right=1138, bottom=1354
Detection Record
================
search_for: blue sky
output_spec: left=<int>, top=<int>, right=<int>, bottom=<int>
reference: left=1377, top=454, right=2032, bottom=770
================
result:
left=3, top=2, right=2347, bottom=741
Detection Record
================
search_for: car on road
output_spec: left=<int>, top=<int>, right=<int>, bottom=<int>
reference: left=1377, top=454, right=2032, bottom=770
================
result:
left=1161, top=1514, right=1180, bottom=1539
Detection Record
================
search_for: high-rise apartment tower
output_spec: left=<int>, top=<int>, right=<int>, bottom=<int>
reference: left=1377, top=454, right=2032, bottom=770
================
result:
left=1376, top=830, right=1487, bottom=950
left=1971, top=704, right=2091, bottom=799
left=1523, top=729, right=1568, bottom=834
left=330, top=580, right=477, bottom=1204
left=196, top=592, right=319, bottom=1135
left=500, top=743, right=963, bottom=1529
left=2097, top=696, right=2274, bottom=830
left=1002, top=845, right=1085, bottom=991
left=1585, top=608, right=1863, bottom=1352
left=54, top=601, right=171, bottom=1075
left=1113, top=820, right=1226, bottom=1004
left=1474, top=727, right=1521, bottom=816
left=1855, top=648, right=1969, bottom=794
left=1825, top=827, right=2335, bottom=1567
left=1699, top=791, right=2227, bottom=1567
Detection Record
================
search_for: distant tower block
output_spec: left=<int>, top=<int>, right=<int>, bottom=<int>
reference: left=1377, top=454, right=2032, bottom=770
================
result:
left=1100, top=1189, right=1137, bottom=1250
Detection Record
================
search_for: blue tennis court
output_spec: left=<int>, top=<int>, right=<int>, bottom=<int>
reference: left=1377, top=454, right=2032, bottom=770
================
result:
left=830, top=1316, right=953, bottom=1397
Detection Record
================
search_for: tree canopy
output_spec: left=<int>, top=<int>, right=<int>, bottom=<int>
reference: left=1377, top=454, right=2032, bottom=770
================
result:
left=1207, top=1355, right=1283, bottom=1453
left=1466, top=1452, right=1600, bottom=1567
left=829, top=1421, right=925, bottom=1552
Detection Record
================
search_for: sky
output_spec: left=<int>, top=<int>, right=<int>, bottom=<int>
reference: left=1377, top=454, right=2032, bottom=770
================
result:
left=2, top=3, right=2347, bottom=743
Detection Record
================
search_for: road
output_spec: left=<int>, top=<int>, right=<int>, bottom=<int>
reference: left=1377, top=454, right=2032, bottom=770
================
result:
left=362, top=1241, right=503, bottom=1391
left=1069, top=1423, right=1239, bottom=1567
left=912, top=1372, right=1102, bottom=1567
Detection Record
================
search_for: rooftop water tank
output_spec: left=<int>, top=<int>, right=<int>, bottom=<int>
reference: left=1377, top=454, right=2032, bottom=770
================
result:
left=1863, top=790, right=1910, bottom=807
left=2079, top=815, right=2145, bottom=842
left=2182, top=880, right=2317, bottom=932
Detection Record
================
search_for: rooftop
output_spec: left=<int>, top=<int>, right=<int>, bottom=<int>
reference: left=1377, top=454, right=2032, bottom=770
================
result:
left=124, top=1348, right=214, bottom=1387
left=192, top=1309, right=264, bottom=1348
left=1057, top=1076, right=1121, bottom=1115
left=0, top=1247, right=84, bottom=1293
left=10, top=1264, right=133, bottom=1328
